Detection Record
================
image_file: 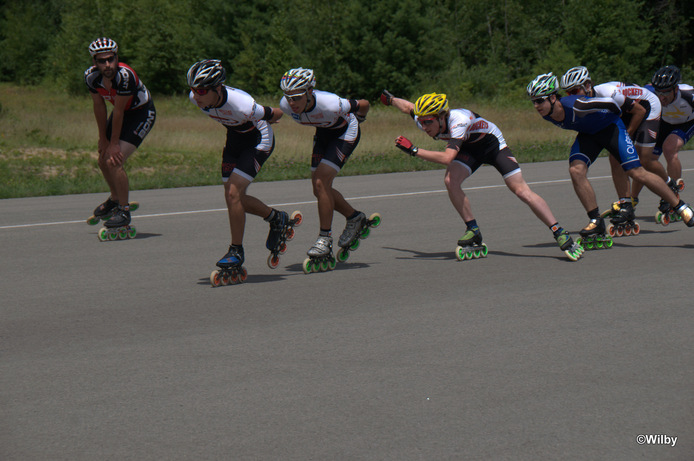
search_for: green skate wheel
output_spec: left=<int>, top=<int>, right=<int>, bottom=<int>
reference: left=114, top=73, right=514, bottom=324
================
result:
left=107, top=230, right=117, bottom=241
left=128, top=227, right=137, bottom=239
left=98, top=228, right=108, bottom=241
left=605, top=237, right=613, bottom=248
left=87, top=216, right=100, bottom=226
left=118, top=228, right=127, bottom=240
left=368, top=213, right=381, bottom=227
left=360, top=227, right=371, bottom=238
left=328, top=257, right=337, bottom=270
left=473, top=248, right=481, bottom=258
left=337, top=248, right=349, bottom=262
left=320, top=259, right=330, bottom=271
left=302, top=258, right=314, bottom=274
left=455, top=246, right=465, bottom=261
left=480, top=243, right=488, bottom=257
left=349, top=238, right=360, bottom=250
left=129, top=202, right=139, bottom=212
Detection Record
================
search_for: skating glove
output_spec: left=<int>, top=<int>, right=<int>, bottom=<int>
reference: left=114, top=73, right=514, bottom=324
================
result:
left=380, top=89, right=394, bottom=106
left=395, top=136, right=418, bottom=156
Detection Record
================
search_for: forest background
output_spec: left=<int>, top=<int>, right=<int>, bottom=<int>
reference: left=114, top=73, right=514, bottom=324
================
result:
left=0, top=0, right=692, bottom=198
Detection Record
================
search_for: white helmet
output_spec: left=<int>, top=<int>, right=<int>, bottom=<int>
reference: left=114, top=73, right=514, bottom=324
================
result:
left=560, top=66, right=591, bottom=90
left=527, top=73, right=559, bottom=98
left=187, top=59, right=226, bottom=88
left=280, top=68, right=316, bottom=92
left=89, top=37, right=118, bottom=57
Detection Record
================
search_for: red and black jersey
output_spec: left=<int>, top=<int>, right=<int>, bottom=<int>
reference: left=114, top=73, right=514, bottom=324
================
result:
left=84, top=63, right=151, bottom=110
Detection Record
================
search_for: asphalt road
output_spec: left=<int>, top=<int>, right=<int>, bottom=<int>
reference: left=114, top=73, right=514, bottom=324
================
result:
left=2, top=153, right=693, bottom=460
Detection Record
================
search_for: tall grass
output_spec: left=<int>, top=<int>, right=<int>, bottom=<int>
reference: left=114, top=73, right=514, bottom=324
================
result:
left=0, top=83, right=576, bottom=198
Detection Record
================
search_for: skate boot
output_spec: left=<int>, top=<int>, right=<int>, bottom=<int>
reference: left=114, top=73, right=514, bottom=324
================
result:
left=210, top=245, right=247, bottom=287
left=98, top=205, right=137, bottom=241
left=608, top=202, right=640, bottom=237
left=600, top=197, right=638, bottom=219
left=303, top=235, right=336, bottom=274
left=266, top=210, right=303, bottom=269
left=87, top=197, right=119, bottom=225
left=674, top=201, right=694, bottom=227
left=554, top=230, right=584, bottom=261
left=455, top=226, right=488, bottom=260
left=336, top=212, right=382, bottom=263
left=577, top=217, right=612, bottom=250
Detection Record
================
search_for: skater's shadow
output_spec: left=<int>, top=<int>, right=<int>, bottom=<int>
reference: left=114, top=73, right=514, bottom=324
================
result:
left=384, top=246, right=457, bottom=261
left=197, top=272, right=292, bottom=286
left=92, top=231, right=162, bottom=240
left=284, top=261, right=371, bottom=273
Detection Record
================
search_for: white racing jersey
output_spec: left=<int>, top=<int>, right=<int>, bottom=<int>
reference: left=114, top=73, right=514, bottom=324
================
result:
left=416, top=108, right=507, bottom=150
left=189, top=86, right=273, bottom=150
left=280, top=89, right=359, bottom=141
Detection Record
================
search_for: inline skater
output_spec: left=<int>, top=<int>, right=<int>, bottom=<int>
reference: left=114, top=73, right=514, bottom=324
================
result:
left=85, top=37, right=156, bottom=231
left=647, top=65, right=694, bottom=217
left=527, top=73, right=694, bottom=248
left=187, top=59, right=294, bottom=282
left=381, top=90, right=583, bottom=261
left=560, top=66, right=665, bottom=232
left=278, top=67, right=374, bottom=272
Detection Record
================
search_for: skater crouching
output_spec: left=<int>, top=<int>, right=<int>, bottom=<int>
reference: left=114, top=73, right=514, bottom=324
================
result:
left=381, top=90, right=583, bottom=261
left=187, top=59, right=297, bottom=284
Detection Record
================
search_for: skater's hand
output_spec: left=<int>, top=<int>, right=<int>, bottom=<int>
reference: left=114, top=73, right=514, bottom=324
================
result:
left=380, top=89, right=394, bottom=106
left=106, top=143, right=124, bottom=167
left=395, top=136, right=418, bottom=156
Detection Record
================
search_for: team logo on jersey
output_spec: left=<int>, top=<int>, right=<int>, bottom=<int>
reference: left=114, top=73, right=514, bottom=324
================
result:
left=470, top=120, right=489, bottom=131
left=622, top=87, right=643, bottom=97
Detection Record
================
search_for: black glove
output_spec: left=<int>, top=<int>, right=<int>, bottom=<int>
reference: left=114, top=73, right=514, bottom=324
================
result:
left=395, top=136, right=418, bottom=156
left=380, top=89, right=394, bottom=106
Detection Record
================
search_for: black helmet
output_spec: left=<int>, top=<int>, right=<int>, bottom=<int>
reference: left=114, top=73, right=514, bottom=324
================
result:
left=651, top=65, right=681, bottom=91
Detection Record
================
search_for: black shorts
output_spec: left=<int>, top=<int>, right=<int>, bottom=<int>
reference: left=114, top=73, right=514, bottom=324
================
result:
left=221, top=128, right=274, bottom=182
left=654, top=119, right=694, bottom=155
left=452, top=135, right=520, bottom=178
left=311, top=126, right=361, bottom=172
left=106, top=100, right=156, bottom=147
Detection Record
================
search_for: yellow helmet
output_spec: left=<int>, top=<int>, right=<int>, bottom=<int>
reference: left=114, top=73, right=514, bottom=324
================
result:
left=414, top=93, right=449, bottom=117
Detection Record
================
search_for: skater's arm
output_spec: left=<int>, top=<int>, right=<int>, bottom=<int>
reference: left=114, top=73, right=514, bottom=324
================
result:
left=624, top=100, right=646, bottom=138
left=91, top=93, right=109, bottom=153
left=106, top=94, right=129, bottom=166
left=381, top=89, right=415, bottom=117
left=395, top=136, right=457, bottom=165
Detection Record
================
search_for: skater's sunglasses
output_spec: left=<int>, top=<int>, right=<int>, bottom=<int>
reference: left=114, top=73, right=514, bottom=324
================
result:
left=284, top=91, right=307, bottom=102
left=418, top=117, right=437, bottom=126
left=654, top=88, right=674, bottom=96
left=191, top=87, right=212, bottom=95
left=95, top=56, right=116, bottom=64
left=565, top=87, right=583, bottom=95
left=531, top=97, right=548, bottom=105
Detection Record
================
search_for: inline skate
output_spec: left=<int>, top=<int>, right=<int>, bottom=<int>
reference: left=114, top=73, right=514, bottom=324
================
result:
left=210, top=245, right=247, bottom=287
left=97, top=204, right=138, bottom=241
left=266, top=210, right=303, bottom=269
left=577, top=217, right=612, bottom=250
left=655, top=179, right=685, bottom=225
left=555, top=230, right=584, bottom=261
left=607, top=202, right=640, bottom=237
left=455, top=227, right=488, bottom=260
left=335, top=212, right=382, bottom=263
left=303, top=235, right=337, bottom=274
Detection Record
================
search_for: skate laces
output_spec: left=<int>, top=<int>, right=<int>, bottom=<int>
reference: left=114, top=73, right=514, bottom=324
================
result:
left=312, top=236, right=332, bottom=251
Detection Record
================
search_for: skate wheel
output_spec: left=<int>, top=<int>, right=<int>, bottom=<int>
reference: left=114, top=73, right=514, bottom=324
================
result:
left=87, top=216, right=100, bottom=226
left=623, top=226, right=631, bottom=236
left=368, top=212, right=382, bottom=227
left=328, top=257, right=337, bottom=270
left=604, top=236, right=613, bottom=248
left=480, top=244, right=488, bottom=257
left=129, top=201, right=139, bottom=212
left=98, top=228, right=108, bottom=241
left=238, top=267, right=248, bottom=283
left=128, top=227, right=137, bottom=239
left=107, top=230, right=117, bottom=241
left=285, top=227, right=295, bottom=241
left=210, top=270, right=222, bottom=287
left=349, top=238, right=360, bottom=251
left=267, top=253, right=280, bottom=269
left=455, top=246, right=465, bottom=261
left=303, top=258, right=314, bottom=274
left=290, top=210, right=303, bottom=226
left=320, top=259, right=330, bottom=271
left=632, top=222, right=640, bottom=235
left=607, top=224, right=615, bottom=237
left=615, top=226, right=623, bottom=237
left=279, top=242, right=287, bottom=254
left=118, top=228, right=128, bottom=239
left=360, top=226, right=371, bottom=238
left=337, top=248, right=350, bottom=262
